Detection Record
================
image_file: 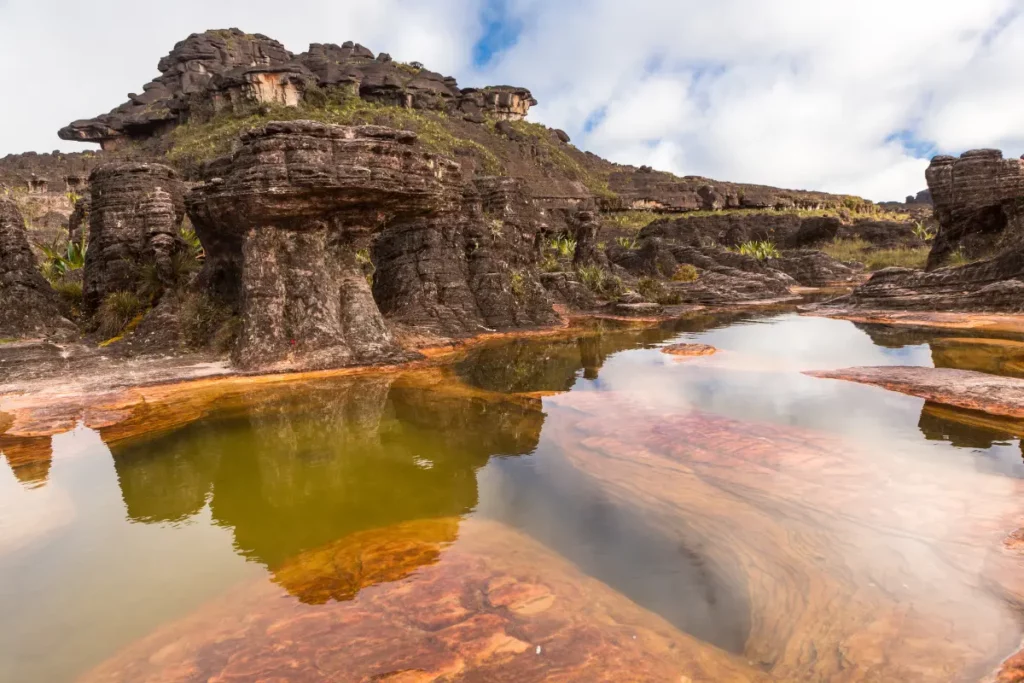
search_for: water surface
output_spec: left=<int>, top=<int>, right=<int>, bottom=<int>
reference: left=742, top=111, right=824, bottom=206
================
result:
left=2, top=311, right=1023, bottom=681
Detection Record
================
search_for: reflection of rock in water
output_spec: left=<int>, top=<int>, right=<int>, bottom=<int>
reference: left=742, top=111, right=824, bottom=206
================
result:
left=0, top=435, right=53, bottom=488
left=852, top=322, right=939, bottom=348
left=546, top=390, right=1024, bottom=682
left=107, top=373, right=544, bottom=571
left=918, top=401, right=1024, bottom=477
left=81, top=518, right=771, bottom=683
left=930, top=337, right=1024, bottom=379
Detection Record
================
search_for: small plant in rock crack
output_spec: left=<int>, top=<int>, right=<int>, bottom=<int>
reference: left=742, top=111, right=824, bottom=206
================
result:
left=615, top=236, right=639, bottom=250
left=912, top=221, right=936, bottom=242
left=730, top=240, right=780, bottom=260
left=510, top=270, right=526, bottom=297
left=549, top=235, right=577, bottom=258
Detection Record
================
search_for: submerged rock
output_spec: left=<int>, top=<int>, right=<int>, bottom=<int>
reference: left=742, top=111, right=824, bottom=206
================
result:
left=81, top=517, right=771, bottom=682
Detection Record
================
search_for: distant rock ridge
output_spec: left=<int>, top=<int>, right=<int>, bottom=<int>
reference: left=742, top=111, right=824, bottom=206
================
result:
left=58, top=28, right=537, bottom=151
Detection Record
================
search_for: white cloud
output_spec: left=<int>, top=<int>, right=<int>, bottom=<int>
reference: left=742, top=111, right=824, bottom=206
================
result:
left=1, top=0, right=1021, bottom=200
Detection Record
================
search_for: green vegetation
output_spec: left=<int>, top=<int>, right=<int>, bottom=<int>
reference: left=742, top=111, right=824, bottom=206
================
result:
left=507, top=120, right=616, bottom=200
left=37, top=237, right=87, bottom=282
left=674, top=205, right=911, bottom=223
left=52, top=280, right=84, bottom=319
left=604, top=211, right=661, bottom=232
left=549, top=235, right=577, bottom=258
left=671, top=264, right=699, bottom=282
left=97, top=291, right=143, bottom=339
left=821, top=237, right=930, bottom=270
left=912, top=221, right=936, bottom=242
left=540, top=252, right=561, bottom=273
left=948, top=248, right=973, bottom=267
left=510, top=270, right=526, bottom=297
left=179, top=291, right=236, bottom=350
left=576, top=264, right=623, bottom=299
left=731, top=240, right=781, bottom=260
left=168, top=91, right=503, bottom=174
left=615, top=236, right=639, bottom=250
left=637, top=276, right=681, bottom=305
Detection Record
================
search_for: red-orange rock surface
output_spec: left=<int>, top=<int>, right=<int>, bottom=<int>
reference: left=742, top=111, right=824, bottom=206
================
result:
left=806, top=365, right=1024, bottom=418
left=662, top=342, right=717, bottom=357
left=81, top=518, right=771, bottom=683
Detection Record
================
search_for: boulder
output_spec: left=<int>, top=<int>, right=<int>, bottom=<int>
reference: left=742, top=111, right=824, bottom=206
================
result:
left=0, top=199, right=73, bottom=339
left=83, top=163, right=186, bottom=314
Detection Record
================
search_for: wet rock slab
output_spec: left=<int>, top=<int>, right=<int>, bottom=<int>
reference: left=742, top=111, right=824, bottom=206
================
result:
left=662, top=343, right=717, bottom=357
left=806, top=366, right=1024, bottom=418
left=81, top=517, right=770, bottom=682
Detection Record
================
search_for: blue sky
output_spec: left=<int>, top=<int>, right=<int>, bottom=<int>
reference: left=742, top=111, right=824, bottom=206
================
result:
left=1, top=0, right=1022, bottom=200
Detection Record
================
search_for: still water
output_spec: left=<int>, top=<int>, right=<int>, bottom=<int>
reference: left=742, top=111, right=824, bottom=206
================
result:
left=2, top=311, right=1024, bottom=681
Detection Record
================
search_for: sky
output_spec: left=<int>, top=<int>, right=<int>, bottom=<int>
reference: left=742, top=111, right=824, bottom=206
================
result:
left=1, top=0, right=1022, bottom=201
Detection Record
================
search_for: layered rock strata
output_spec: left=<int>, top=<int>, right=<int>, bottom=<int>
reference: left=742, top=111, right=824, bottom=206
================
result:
left=926, top=149, right=1024, bottom=269
left=187, top=120, right=555, bottom=370
left=0, top=199, right=72, bottom=339
left=83, top=163, right=186, bottom=314
left=372, top=176, right=556, bottom=335
left=59, top=29, right=538, bottom=151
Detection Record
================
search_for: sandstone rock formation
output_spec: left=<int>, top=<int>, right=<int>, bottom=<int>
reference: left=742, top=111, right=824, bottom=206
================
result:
left=186, top=120, right=555, bottom=371
left=59, top=29, right=538, bottom=151
left=769, top=249, right=860, bottom=286
left=807, top=366, right=1024, bottom=419
left=83, top=163, right=186, bottom=314
left=0, top=198, right=73, bottom=339
left=926, top=149, right=1024, bottom=269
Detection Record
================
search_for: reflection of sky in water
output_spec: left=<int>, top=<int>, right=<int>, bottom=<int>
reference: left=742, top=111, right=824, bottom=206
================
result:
left=559, top=314, right=1023, bottom=478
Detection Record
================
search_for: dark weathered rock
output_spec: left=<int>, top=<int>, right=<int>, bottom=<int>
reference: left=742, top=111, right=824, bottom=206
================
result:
left=770, top=250, right=860, bottom=286
left=925, top=149, right=1024, bottom=269
left=67, top=195, right=90, bottom=244
left=570, top=209, right=603, bottom=266
left=608, top=238, right=796, bottom=303
left=0, top=199, right=73, bottom=339
left=539, top=271, right=597, bottom=310
left=83, top=163, right=186, bottom=314
left=187, top=120, right=555, bottom=369
left=59, top=29, right=538, bottom=152
left=372, top=175, right=556, bottom=335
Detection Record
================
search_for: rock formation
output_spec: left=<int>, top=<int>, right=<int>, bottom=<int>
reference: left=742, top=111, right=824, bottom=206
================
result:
left=0, top=199, right=73, bottom=339
left=372, top=176, right=556, bottom=335
left=828, top=149, right=1024, bottom=313
left=925, top=149, right=1024, bottom=269
left=59, top=29, right=538, bottom=151
left=83, top=163, right=186, bottom=314
left=186, top=120, right=555, bottom=371
left=769, top=249, right=860, bottom=286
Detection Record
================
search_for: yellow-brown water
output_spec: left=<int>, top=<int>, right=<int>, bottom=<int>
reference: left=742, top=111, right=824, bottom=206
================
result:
left=2, top=312, right=1024, bottom=681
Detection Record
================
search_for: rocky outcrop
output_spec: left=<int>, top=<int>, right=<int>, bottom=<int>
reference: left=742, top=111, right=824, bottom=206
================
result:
left=0, top=199, right=72, bottom=339
left=641, top=212, right=919, bottom=251
left=832, top=257, right=1024, bottom=312
left=606, top=168, right=869, bottom=214
left=59, top=29, right=537, bottom=151
left=807, top=366, right=1024, bottom=419
left=372, top=175, right=556, bottom=335
left=769, top=250, right=860, bottom=286
left=608, top=238, right=797, bottom=303
left=67, top=195, right=90, bottom=244
left=925, top=149, right=1024, bottom=269
left=187, top=120, right=555, bottom=371
left=83, top=163, right=186, bottom=314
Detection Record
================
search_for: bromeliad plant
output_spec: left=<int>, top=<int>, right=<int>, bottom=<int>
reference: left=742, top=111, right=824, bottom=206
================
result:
left=38, top=236, right=87, bottom=282
left=731, top=240, right=781, bottom=260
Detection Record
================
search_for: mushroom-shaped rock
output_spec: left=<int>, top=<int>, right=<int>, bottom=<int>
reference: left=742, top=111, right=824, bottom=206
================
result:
left=186, top=120, right=461, bottom=371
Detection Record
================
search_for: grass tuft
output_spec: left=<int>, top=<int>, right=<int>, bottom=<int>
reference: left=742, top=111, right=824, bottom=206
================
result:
left=821, top=238, right=930, bottom=270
